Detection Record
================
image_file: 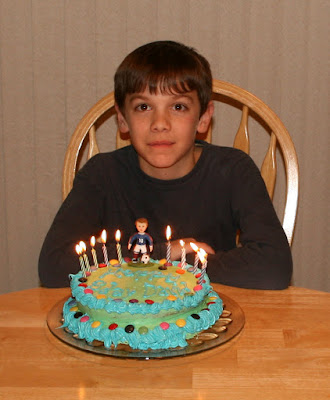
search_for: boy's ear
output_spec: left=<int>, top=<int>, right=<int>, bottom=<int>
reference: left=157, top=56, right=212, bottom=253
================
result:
left=115, top=104, right=129, bottom=133
left=197, top=101, right=214, bottom=133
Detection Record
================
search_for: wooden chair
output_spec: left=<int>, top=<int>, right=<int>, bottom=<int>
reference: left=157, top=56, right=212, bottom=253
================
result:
left=62, top=79, right=299, bottom=245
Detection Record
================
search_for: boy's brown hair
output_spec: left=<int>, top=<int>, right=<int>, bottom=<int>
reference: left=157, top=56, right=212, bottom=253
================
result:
left=114, top=41, right=212, bottom=116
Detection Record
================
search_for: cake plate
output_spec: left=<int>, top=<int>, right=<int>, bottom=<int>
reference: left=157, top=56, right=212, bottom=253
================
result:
left=47, top=292, right=244, bottom=360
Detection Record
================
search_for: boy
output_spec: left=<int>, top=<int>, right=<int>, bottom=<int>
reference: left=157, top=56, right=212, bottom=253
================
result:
left=39, top=40, right=292, bottom=289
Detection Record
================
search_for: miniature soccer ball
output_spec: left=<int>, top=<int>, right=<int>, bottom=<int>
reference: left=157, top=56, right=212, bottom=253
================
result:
left=141, top=253, right=150, bottom=264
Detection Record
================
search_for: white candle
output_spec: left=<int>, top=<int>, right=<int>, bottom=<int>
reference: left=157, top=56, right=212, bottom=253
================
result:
left=90, top=236, right=98, bottom=268
left=101, top=229, right=109, bottom=266
left=197, top=248, right=208, bottom=284
left=190, top=242, right=199, bottom=274
left=75, top=244, right=86, bottom=277
left=166, top=225, right=171, bottom=264
left=79, top=241, right=91, bottom=273
left=115, top=229, right=123, bottom=264
left=180, top=240, right=186, bottom=269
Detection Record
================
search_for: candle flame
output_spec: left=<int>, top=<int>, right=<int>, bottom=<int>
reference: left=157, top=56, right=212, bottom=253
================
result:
left=101, top=229, right=107, bottom=244
left=79, top=241, right=86, bottom=252
left=115, top=229, right=121, bottom=242
left=75, top=244, right=82, bottom=255
left=90, top=236, right=96, bottom=247
left=197, top=248, right=208, bottom=263
left=190, top=242, right=199, bottom=252
left=166, top=225, right=171, bottom=240
left=180, top=240, right=185, bottom=247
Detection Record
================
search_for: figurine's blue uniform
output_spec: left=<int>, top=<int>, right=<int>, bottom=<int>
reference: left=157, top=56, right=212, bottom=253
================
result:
left=128, top=232, right=153, bottom=259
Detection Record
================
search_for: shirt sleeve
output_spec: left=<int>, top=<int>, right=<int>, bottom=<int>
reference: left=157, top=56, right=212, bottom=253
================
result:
left=206, top=152, right=293, bottom=290
left=38, top=154, right=107, bottom=287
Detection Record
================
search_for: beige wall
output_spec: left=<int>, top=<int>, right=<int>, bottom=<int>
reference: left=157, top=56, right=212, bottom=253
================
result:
left=0, top=0, right=329, bottom=294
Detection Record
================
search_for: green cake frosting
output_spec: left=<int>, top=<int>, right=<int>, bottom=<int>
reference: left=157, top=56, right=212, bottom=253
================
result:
left=62, top=259, right=223, bottom=351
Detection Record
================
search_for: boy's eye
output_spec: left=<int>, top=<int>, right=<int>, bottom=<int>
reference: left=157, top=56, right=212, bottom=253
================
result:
left=173, top=103, right=187, bottom=111
left=136, top=103, right=151, bottom=111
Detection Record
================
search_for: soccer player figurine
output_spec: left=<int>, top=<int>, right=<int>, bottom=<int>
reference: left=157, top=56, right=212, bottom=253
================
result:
left=128, top=218, right=153, bottom=263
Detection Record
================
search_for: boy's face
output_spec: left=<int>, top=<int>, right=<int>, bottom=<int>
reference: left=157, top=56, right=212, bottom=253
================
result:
left=116, top=89, right=213, bottom=180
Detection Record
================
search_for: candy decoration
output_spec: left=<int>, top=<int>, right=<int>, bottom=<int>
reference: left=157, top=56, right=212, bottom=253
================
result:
left=138, top=326, right=149, bottom=335
left=167, top=295, right=177, bottom=301
left=84, top=288, right=93, bottom=294
left=74, top=312, right=83, bottom=318
left=125, top=325, right=134, bottom=333
left=176, top=319, right=186, bottom=327
left=109, top=323, right=118, bottom=330
left=160, top=322, right=170, bottom=330
left=91, top=321, right=101, bottom=328
left=80, top=316, right=90, bottom=323
left=145, top=299, right=154, bottom=304
left=191, top=313, right=200, bottom=320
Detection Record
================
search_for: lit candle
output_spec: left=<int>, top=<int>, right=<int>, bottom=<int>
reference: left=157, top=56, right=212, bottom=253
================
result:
left=79, top=241, right=91, bottom=273
left=190, top=242, right=200, bottom=274
left=90, top=236, right=98, bottom=268
left=166, top=225, right=172, bottom=264
left=75, top=244, right=86, bottom=277
left=101, top=229, right=109, bottom=266
left=180, top=240, right=186, bottom=269
left=115, top=229, right=123, bottom=264
left=197, top=248, right=208, bottom=284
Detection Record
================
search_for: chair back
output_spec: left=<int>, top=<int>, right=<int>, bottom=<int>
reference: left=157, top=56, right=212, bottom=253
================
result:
left=62, top=79, right=299, bottom=245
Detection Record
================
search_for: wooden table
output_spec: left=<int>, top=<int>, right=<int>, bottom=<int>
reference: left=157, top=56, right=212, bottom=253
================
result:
left=0, top=284, right=329, bottom=400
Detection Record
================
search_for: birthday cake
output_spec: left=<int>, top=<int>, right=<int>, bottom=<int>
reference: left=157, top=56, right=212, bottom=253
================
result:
left=61, top=259, right=223, bottom=351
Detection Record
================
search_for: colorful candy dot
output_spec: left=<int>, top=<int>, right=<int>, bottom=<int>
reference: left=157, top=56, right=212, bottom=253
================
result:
left=110, top=259, right=120, bottom=266
left=96, top=294, right=107, bottom=300
left=145, top=299, right=154, bottom=304
left=78, top=277, right=88, bottom=282
left=207, top=301, right=216, bottom=306
left=160, top=322, right=170, bottom=330
left=129, top=299, right=139, bottom=303
left=74, top=311, right=83, bottom=318
left=195, top=272, right=202, bottom=278
left=84, top=288, right=93, bottom=294
left=159, top=259, right=167, bottom=265
left=167, top=295, right=177, bottom=301
left=176, top=319, right=186, bottom=327
left=191, top=314, right=200, bottom=320
left=125, top=325, right=134, bottom=333
left=176, top=268, right=185, bottom=274
left=99, top=263, right=107, bottom=268
left=91, top=321, right=101, bottom=328
left=80, top=316, right=89, bottom=323
left=193, top=284, right=203, bottom=292
left=109, top=323, right=118, bottom=330
left=209, top=296, right=218, bottom=301
left=138, top=326, right=149, bottom=335
left=70, top=306, right=79, bottom=312
left=78, top=283, right=87, bottom=288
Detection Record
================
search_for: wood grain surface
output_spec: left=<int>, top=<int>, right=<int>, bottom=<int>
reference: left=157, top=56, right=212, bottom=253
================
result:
left=0, top=285, right=329, bottom=400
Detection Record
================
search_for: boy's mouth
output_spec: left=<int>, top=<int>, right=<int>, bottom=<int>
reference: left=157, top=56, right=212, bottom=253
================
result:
left=148, top=141, right=175, bottom=147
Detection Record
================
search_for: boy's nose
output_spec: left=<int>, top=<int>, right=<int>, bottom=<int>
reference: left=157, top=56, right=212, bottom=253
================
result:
left=151, top=110, right=170, bottom=132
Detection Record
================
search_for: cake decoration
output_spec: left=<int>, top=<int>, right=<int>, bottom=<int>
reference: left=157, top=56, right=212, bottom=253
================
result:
left=62, top=221, right=223, bottom=351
